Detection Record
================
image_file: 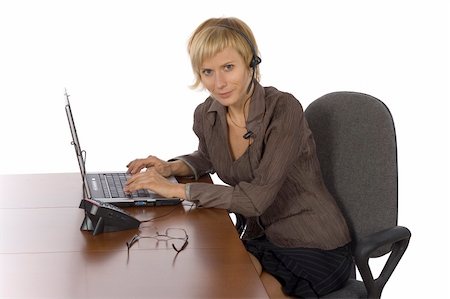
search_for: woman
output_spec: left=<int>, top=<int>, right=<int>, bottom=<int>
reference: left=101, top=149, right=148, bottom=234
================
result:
left=125, top=17, right=352, bottom=298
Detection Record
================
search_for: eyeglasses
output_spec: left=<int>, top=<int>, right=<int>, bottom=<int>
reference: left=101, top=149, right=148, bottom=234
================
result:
left=126, top=228, right=189, bottom=253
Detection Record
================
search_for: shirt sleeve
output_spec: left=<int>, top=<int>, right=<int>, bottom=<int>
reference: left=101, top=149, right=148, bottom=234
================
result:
left=170, top=103, right=215, bottom=181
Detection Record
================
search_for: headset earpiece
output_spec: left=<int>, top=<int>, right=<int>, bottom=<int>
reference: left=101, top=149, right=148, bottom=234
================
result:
left=250, top=55, right=262, bottom=68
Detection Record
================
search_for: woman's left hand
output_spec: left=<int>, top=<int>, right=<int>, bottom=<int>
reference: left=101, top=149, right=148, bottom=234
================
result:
left=124, top=168, right=185, bottom=199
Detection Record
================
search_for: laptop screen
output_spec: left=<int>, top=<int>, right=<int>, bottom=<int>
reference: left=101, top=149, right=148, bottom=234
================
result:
left=64, top=89, right=91, bottom=198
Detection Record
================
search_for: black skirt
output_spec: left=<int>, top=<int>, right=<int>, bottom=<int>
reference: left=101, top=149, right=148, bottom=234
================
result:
left=244, top=237, right=352, bottom=298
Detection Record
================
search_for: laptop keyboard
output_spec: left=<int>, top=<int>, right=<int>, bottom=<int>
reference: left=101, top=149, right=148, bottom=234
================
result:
left=101, top=173, right=152, bottom=198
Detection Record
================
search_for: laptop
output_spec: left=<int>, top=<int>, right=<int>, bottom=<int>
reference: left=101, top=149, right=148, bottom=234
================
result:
left=64, top=89, right=181, bottom=207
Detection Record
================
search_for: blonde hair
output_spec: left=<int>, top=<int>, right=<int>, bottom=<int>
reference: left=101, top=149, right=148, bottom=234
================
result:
left=187, top=17, right=261, bottom=89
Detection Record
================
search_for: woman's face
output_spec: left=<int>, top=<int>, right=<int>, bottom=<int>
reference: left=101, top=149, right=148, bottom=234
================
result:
left=200, top=47, right=252, bottom=108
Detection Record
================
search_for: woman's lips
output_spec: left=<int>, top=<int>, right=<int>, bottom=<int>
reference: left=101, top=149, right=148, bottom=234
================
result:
left=218, top=91, right=232, bottom=99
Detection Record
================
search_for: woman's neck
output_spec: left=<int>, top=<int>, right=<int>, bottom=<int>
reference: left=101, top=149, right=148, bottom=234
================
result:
left=227, top=95, right=251, bottom=127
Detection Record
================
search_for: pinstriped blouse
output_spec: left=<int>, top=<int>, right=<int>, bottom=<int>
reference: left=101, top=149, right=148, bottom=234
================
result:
left=177, top=82, right=351, bottom=250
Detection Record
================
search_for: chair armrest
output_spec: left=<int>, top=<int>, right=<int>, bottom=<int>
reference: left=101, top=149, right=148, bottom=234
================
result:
left=353, top=226, right=411, bottom=299
left=176, top=174, right=213, bottom=184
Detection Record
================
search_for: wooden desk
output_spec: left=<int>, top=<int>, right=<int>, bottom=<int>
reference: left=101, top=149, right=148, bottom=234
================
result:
left=0, top=173, right=269, bottom=298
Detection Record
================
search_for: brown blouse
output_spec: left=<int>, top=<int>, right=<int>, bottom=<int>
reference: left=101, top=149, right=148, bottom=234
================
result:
left=175, top=82, right=351, bottom=250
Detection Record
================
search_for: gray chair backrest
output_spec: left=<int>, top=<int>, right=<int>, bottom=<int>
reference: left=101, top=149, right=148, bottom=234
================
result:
left=305, top=92, right=398, bottom=257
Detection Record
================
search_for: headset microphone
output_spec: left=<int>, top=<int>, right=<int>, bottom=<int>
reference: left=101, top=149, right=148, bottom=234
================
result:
left=243, top=131, right=254, bottom=139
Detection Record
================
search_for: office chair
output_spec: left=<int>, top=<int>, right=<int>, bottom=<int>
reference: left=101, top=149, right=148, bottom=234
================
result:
left=304, top=91, right=411, bottom=298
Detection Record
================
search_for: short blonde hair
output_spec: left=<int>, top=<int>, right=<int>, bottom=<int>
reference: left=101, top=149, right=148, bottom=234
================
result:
left=187, top=17, right=261, bottom=89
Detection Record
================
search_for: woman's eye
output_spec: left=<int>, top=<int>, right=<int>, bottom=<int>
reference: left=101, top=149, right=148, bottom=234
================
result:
left=224, top=64, right=234, bottom=71
left=201, top=69, right=213, bottom=76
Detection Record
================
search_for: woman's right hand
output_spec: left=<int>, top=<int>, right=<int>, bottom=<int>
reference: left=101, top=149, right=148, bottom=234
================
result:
left=126, top=155, right=172, bottom=177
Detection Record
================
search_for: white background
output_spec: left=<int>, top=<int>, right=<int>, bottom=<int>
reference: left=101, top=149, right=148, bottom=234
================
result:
left=0, top=1, right=449, bottom=298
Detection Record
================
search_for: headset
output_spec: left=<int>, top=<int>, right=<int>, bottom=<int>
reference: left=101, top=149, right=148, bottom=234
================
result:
left=213, top=23, right=259, bottom=177
left=214, top=24, right=262, bottom=93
